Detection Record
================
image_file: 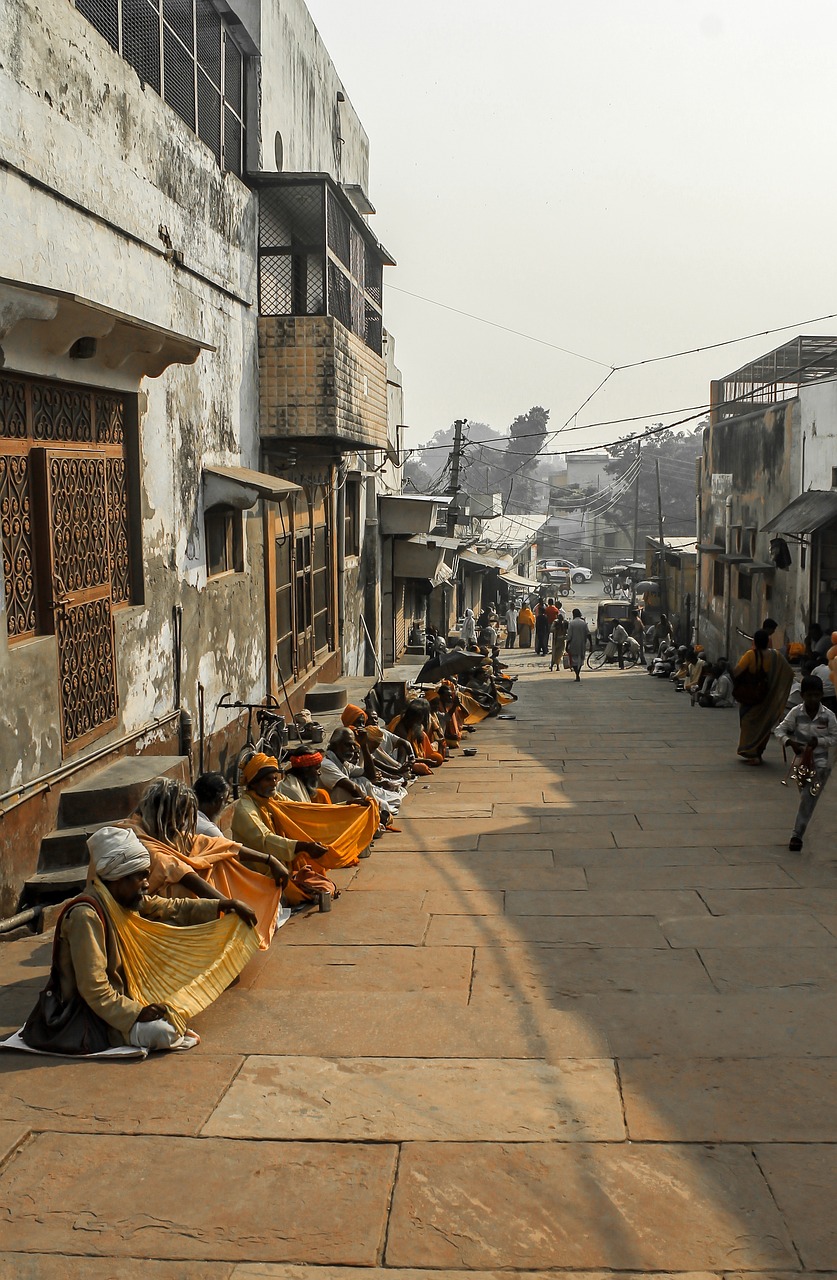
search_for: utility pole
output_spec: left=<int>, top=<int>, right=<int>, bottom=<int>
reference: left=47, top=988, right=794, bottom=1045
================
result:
left=447, top=418, right=466, bottom=535
left=631, top=440, right=641, bottom=563
left=655, top=457, right=669, bottom=619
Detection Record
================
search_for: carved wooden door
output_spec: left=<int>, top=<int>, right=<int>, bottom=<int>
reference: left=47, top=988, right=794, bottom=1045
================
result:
left=38, top=448, right=118, bottom=754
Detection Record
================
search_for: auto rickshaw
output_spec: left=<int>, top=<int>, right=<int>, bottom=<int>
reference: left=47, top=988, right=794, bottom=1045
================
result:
left=541, top=568, right=573, bottom=597
left=595, top=599, right=633, bottom=645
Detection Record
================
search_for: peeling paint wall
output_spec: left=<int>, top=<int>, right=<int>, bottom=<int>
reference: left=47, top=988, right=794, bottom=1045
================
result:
left=698, top=403, right=798, bottom=657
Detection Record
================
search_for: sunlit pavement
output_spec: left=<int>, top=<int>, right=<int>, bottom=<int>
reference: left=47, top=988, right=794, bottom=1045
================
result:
left=2, top=644, right=837, bottom=1275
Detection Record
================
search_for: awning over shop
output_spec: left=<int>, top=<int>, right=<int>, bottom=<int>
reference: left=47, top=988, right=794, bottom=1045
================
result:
left=203, top=466, right=302, bottom=510
left=762, top=490, right=837, bottom=535
left=459, top=548, right=512, bottom=572
left=393, top=537, right=448, bottom=582
left=500, top=570, right=540, bottom=590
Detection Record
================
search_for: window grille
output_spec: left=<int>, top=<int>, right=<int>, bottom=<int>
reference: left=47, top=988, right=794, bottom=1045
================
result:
left=74, top=0, right=246, bottom=176
left=260, top=179, right=388, bottom=356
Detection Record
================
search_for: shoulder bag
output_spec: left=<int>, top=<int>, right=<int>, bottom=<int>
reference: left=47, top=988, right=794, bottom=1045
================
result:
left=21, top=896, right=113, bottom=1055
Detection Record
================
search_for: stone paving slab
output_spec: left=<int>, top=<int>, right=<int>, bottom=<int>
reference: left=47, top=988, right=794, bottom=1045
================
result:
left=277, top=910, right=428, bottom=947
left=191, top=991, right=610, bottom=1058
left=698, top=945, right=837, bottom=992
left=560, top=845, right=728, bottom=867
left=701, top=887, right=837, bottom=915
left=0, top=1122, right=29, bottom=1167
left=0, top=935, right=52, bottom=985
left=246, top=944, right=473, bottom=995
left=0, top=1054, right=241, bottom=1134
left=0, top=1133, right=397, bottom=1264
left=385, top=1141, right=796, bottom=1270
left=756, top=1143, right=837, bottom=1269
left=348, top=862, right=585, bottom=892
left=425, top=913, right=669, bottom=948
left=621, top=1056, right=837, bottom=1141
left=232, top=1269, right=721, bottom=1279
left=614, top=827, right=785, bottom=848
left=661, top=912, right=837, bottom=948
left=585, top=864, right=797, bottom=890
left=479, top=830, right=617, bottom=851
left=202, top=1056, right=624, bottom=1141
left=505, top=888, right=708, bottom=916
left=0, top=1259, right=234, bottom=1278
left=421, top=889, right=505, bottom=914
left=560, top=992, right=837, bottom=1057
left=470, top=944, right=716, bottom=998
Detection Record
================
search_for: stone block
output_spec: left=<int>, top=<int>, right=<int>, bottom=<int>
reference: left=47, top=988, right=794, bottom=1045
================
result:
left=203, top=1056, right=624, bottom=1142
left=385, top=1141, right=795, bottom=1270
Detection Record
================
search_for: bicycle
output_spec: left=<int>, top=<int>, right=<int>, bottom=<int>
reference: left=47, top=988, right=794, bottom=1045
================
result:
left=586, top=639, right=641, bottom=671
left=218, top=693, right=289, bottom=795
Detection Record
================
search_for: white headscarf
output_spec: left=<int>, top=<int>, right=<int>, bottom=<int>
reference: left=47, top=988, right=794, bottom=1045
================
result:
left=88, top=826, right=150, bottom=881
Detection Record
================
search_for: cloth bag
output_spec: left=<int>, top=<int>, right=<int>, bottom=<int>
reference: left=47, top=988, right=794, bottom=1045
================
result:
left=733, top=660, right=769, bottom=706
left=21, top=897, right=112, bottom=1056
left=562, top=653, right=573, bottom=670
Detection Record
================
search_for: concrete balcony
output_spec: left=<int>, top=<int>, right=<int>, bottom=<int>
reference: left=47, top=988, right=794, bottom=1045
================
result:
left=258, top=315, right=388, bottom=451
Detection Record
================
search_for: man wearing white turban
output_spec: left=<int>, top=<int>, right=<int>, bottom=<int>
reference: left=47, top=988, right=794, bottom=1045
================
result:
left=42, top=826, right=258, bottom=1053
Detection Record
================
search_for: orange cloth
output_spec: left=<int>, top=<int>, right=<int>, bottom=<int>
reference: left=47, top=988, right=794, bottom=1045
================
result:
left=124, top=820, right=282, bottom=950
left=341, top=704, right=366, bottom=727
left=388, top=714, right=445, bottom=766
left=457, top=690, right=489, bottom=725
left=247, top=791, right=378, bottom=870
left=240, top=753, right=279, bottom=785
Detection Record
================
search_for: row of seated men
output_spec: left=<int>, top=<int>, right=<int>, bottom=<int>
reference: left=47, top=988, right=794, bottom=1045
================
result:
left=16, top=678, right=505, bottom=1058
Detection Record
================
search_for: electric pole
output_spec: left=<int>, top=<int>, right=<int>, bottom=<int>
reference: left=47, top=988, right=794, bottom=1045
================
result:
left=631, top=440, right=641, bottom=563
left=655, top=458, right=669, bottom=618
left=447, top=418, right=466, bottom=535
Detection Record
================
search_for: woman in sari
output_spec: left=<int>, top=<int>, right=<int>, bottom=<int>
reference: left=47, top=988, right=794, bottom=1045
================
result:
left=517, top=604, right=535, bottom=648
left=732, top=628, right=793, bottom=764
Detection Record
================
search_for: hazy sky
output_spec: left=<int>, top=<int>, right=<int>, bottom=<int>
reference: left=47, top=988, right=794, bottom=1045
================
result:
left=306, top=1, right=837, bottom=455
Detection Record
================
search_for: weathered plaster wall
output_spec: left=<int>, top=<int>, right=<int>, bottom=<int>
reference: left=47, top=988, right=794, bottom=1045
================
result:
left=698, top=403, right=798, bottom=657
left=256, top=0, right=369, bottom=187
left=0, top=0, right=265, bottom=823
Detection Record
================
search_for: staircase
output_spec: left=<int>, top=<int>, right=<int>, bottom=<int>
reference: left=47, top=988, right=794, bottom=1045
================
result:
left=21, top=755, right=189, bottom=909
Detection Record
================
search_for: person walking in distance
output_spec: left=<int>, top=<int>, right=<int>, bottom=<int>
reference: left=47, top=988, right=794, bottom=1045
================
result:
left=565, top=609, right=592, bottom=682
left=534, top=600, right=550, bottom=656
left=504, top=603, right=517, bottom=649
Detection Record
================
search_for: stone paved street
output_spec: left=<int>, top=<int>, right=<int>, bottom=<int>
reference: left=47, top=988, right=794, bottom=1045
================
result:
left=2, top=649, right=837, bottom=1276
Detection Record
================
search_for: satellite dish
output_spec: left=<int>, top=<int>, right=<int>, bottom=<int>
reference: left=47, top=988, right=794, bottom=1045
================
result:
left=274, top=131, right=284, bottom=172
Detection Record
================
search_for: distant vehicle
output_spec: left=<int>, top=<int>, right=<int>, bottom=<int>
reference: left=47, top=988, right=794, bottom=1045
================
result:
left=537, top=558, right=593, bottom=584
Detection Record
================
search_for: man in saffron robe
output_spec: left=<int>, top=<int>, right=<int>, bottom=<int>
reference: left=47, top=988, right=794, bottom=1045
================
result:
left=232, top=753, right=379, bottom=897
left=22, top=826, right=257, bottom=1053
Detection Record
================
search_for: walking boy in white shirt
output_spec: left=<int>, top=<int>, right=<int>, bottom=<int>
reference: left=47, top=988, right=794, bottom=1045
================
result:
left=774, top=675, right=837, bottom=851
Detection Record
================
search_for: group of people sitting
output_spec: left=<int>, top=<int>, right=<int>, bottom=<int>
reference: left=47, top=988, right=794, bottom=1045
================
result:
left=17, top=672, right=495, bottom=1059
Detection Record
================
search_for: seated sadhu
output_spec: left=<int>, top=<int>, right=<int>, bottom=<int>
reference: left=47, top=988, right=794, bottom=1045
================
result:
left=341, top=704, right=414, bottom=778
left=319, top=728, right=405, bottom=824
left=232, top=753, right=378, bottom=898
left=277, top=749, right=331, bottom=803
left=21, top=826, right=258, bottom=1054
left=388, top=701, right=445, bottom=767
left=124, top=778, right=287, bottom=949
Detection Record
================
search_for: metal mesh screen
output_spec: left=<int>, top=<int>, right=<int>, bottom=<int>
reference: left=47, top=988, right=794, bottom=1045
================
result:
left=197, top=70, right=221, bottom=162
left=163, top=0, right=193, bottom=48
left=328, top=260, right=352, bottom=331
left=365, top=303, right=382, bottom=356
left=76, top=0, right=119, bottom=49
left=196, top=0, right=220, bottom=85
left=365, top=248, right=382, bottom=306
left=259, top=185, right=324, bottom=250
left=223, top=33, right=242, bottom=113
left=74, top=0, right=245, bottom=175
left=259, top=255, right=293, bottom=315
left=122, top=0, right=161, bottom=91
left=163, top=27, right=196, bottom=129
left=326, top=190, right=351, bottom=267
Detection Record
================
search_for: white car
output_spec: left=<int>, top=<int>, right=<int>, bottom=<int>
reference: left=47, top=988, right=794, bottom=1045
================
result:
left=538, top=560, right=593, bottom=584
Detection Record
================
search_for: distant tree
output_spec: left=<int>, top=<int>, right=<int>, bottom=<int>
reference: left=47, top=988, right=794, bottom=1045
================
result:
left=601, top=424, right=704, bottom=543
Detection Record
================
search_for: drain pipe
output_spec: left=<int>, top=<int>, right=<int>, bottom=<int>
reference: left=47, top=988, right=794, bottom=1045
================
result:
left=0, top=906, right=41, bottom=935
left=724, top=494, right=733, bottom=657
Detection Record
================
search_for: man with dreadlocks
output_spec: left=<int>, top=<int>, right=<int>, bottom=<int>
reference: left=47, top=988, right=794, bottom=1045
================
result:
left=122, top=778, right=288, bottom=949
left=232, top=753, right=378, bottom=904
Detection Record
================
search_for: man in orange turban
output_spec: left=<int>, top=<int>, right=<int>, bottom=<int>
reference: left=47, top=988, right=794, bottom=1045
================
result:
left=232, top=753, right=379, bottom=904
